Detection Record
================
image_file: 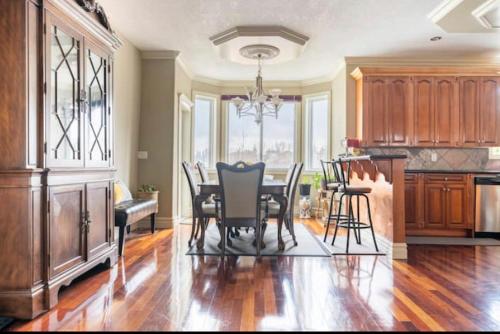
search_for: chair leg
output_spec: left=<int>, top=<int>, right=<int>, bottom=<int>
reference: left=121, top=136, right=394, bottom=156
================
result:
left=126, top=225, right=131, bottom=234
left=323, top=191, right=335, bottom=242
left=256, top=221, right=261, bottom=257
left=188, top=216, right=197, bottom=247
left=118, top=226, right=126, bottom=256
left=363, top=194, right=379, bottom=252
left=345, top=196, right=354, bottom=254
left=355, top=195, right=361, bottom=245
left=288, top=213, right=298, bottom=246
left=150, top=213, right=156, bottom=234
left=221, top=225, right=226, bottom=259
left=331, top=193, right=344, bottom=246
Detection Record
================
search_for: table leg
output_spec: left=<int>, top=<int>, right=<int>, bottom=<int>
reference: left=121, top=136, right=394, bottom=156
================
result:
left=195, top=194, right=210, bottom=250
left=274, top=194, right=288, bottom=251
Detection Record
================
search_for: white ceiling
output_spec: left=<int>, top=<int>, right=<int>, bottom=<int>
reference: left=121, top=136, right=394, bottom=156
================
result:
left=99, top=0, right=500, bottom=82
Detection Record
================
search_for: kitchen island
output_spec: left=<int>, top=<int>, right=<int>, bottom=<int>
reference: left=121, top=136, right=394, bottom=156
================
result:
left=339, top=154, right=408, bottom=259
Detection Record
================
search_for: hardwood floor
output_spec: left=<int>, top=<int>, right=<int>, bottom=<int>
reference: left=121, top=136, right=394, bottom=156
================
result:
left=7, top=219, right=500, bottom=331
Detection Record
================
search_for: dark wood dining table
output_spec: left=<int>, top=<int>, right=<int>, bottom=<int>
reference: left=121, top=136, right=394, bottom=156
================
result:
left=195, top=179, right=289, bottom=251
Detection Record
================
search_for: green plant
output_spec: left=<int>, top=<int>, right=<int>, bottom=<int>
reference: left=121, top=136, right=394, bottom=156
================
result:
left=138, top=184, right=158, bottom=192
left=301, top=173, right=322, bottom=190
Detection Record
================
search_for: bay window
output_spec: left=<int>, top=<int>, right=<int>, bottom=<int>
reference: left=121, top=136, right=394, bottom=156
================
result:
left=305, top=94, right=329, bottom=170
left=193, top=95, right=216, bottom=167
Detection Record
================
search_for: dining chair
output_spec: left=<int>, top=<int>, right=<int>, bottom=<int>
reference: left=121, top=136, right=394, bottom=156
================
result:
left=197, top=161, right=210, bottom=183
left=265, top=162, right=303, bottom=246
left=216, top=161, right=265, bottom=257
left=321, top=159, right=348, bottom=242
left=182, top=161, right=219, bottom=247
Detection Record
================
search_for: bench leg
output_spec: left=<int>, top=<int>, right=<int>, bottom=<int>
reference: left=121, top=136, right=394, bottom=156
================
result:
left=118, top=225, right=126, bottom=256
left=150, top=213, right=156, bottom=234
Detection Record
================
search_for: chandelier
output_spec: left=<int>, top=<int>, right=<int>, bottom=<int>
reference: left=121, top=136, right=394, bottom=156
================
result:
left=231, top=45, right=283, bottom=124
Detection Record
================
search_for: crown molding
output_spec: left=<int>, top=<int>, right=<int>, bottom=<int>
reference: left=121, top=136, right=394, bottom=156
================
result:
left=49, top=0, right=122, bottom=51
left=209, top=25, right=309, bottom=46
left=176, top=56, right=194, bottom=79
left=141, top=50, right=180, bottom=60
left=472, top=0, right=500, bottom=30
left=344, top=56, right=500, bottom=66
left=427, top=0, right=464, bottom=23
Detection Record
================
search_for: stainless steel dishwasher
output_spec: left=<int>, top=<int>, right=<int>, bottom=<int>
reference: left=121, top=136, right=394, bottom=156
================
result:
left=475, top=175, right=500, bottom=235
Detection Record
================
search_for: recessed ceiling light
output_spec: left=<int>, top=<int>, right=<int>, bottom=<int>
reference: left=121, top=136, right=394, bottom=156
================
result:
left=430, top=36, right=442, bottom=41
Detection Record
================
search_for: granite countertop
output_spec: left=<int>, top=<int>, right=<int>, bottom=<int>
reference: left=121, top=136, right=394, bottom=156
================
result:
left=405, top=169, right=500, bottom=175
left=337, top=154, right=408, bottom=161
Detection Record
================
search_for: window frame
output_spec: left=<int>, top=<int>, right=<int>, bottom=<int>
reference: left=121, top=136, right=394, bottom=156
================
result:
left=192, top=93, right=218, bottom=168
left=303, top=92, right=331, bottom=172
left=224, top=100, right=300, bottom=172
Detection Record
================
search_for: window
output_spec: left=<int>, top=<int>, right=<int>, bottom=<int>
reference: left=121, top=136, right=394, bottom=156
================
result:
left=193, top=96, right=216, bottom=167
left=305, top=95, right=329, bottom=170
left=227, top=101, right=296, bottom=169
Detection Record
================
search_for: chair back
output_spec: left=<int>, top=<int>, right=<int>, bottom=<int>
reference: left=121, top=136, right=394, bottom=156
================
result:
left=181, top=161, right=198, bottom=204
left=287, top=163, right=303, bottom=213
left=216, top=161, right=265, bottom=227
left=320, top=160, right=337, bottom=188
left=332, top=158, right=351, bottom=189
left=285, top=163, right=297, bottom=194
left=197, top=161, right=210, bottom=183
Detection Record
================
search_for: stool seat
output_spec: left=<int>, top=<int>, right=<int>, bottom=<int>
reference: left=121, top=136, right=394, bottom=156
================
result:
left=339, top=186, right=372, bottom=194
left=326, top=182, right=340, bottom=191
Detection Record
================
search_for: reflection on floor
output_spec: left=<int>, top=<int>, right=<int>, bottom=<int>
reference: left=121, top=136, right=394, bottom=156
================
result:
left=7, top=219, right=500, bottom=331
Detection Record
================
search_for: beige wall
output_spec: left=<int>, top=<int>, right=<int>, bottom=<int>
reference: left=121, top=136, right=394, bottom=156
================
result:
left=138, top=58, right=177, bottom=219
left=331, top=65, right=347, bottom=156
left=113, top=34, right=142, bottom=191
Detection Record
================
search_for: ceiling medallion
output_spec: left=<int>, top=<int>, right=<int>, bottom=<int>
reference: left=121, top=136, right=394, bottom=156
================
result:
left=231, top=47, right=283, bottom=124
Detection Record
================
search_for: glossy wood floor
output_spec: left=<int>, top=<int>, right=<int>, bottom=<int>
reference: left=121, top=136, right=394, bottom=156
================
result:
left=7, top=219, right=500, bottom=331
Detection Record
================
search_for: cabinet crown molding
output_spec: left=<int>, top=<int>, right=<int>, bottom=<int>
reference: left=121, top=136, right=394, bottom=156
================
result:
left=351, top=66, right=500, bottom=80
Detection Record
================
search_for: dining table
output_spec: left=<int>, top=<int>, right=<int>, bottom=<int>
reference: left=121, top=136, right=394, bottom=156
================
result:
left=195, top=179, right=291, bottom=251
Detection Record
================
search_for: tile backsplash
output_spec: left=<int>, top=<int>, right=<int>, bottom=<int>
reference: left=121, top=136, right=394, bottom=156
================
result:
left=365, top=147, right=490, bottom=171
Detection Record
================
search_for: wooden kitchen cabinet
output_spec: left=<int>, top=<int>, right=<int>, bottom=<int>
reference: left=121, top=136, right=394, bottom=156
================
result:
left=406, top=173, right=474, bottom=236
left=352, top=67, right=500, bottom=148
left=414, top=77, right=458, bottom=146
left=361, top=76, right=412, bottom=146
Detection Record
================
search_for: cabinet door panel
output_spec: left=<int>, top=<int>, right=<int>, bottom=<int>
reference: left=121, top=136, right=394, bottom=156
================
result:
left=405, top=182, right=419, bottom=229
left=45, top=14, right=84, bottom=167
left=480, top=77, right=500, bottom=146
left=49, top=185, right=85, bottom=278
left=459, top=77, right=480, bottom=146
left=435, top=77, right=458, bottom=146
left=85, top=43, right=110, bottom=167
left=414, top=77, right=434, bottom=146
left=447, top=184, right=468, bottom=228
left=424, top=184, right=446, bottom=229
left=368, top=78, right=388, bottom=145
left=86, top=182, right=111, bottom=259
left=387, top=77, right=410, bottom=145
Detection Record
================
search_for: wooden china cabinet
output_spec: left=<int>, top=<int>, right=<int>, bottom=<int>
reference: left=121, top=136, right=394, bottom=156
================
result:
left=0, top=0, right=121, bottom=319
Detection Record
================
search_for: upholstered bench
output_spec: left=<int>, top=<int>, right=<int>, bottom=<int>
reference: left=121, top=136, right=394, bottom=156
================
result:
left=114, top=181, right=158, bottom=256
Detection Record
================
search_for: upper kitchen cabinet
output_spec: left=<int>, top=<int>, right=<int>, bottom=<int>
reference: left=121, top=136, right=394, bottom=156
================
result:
left=355, top=74, right=412, bottom=147
left=352, top=67, right=500, bottom=148
left=413, top=76, right=459, bottom=147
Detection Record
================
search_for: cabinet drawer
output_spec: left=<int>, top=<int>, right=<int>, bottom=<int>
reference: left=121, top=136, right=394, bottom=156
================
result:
left=424, top=174, right=466, bottom=183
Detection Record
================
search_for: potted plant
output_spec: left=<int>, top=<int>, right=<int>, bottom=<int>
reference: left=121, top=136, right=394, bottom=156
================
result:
left=137, top=184, right=159, bottom=212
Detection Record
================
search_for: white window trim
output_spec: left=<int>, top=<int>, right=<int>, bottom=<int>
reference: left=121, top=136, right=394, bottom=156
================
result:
left=303, top=92, right=331, bottom=172
left=489, top=147, right=500, bottom=160
left=192, top=92, right=218, bottom=168
left=224, top=100, right=300, bottom=172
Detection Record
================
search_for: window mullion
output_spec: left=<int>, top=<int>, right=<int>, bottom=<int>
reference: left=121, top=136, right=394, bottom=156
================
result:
left=260, top=120, right=264, bottom=162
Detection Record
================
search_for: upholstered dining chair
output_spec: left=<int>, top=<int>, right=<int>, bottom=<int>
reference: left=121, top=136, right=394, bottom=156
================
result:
left=216, top=161, right=266, bottom=257
left=265, top=162, right=303, bottom=246
left=182, top=161, right=219, bottom=247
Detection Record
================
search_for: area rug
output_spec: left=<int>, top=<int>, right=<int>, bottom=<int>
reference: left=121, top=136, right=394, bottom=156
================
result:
left=320, top=236, right=386, bottom=256
left=0, top=317, right=14, bottom=331
left=407, top=236, right=500, bottom=246
left=186, top=223, right=331, bottom=257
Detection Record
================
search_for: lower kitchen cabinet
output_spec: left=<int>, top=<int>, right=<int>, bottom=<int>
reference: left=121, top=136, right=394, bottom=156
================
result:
left=405, top=172, right=474, bottom=236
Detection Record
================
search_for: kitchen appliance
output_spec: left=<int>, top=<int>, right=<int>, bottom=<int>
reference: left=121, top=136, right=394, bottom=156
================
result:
left=475, top=175, right=500, bottom=235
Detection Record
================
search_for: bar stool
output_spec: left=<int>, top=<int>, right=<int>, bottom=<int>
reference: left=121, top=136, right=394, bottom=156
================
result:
left=330, top=158, right=379, bottom=253
left=321, top=160, right=349, bottom=242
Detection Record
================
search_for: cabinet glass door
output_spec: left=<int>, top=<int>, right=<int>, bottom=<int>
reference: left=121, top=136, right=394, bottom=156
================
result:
left=85, top=46, right=110, bottom=167
left=46, top=19, right=84, bottom=167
